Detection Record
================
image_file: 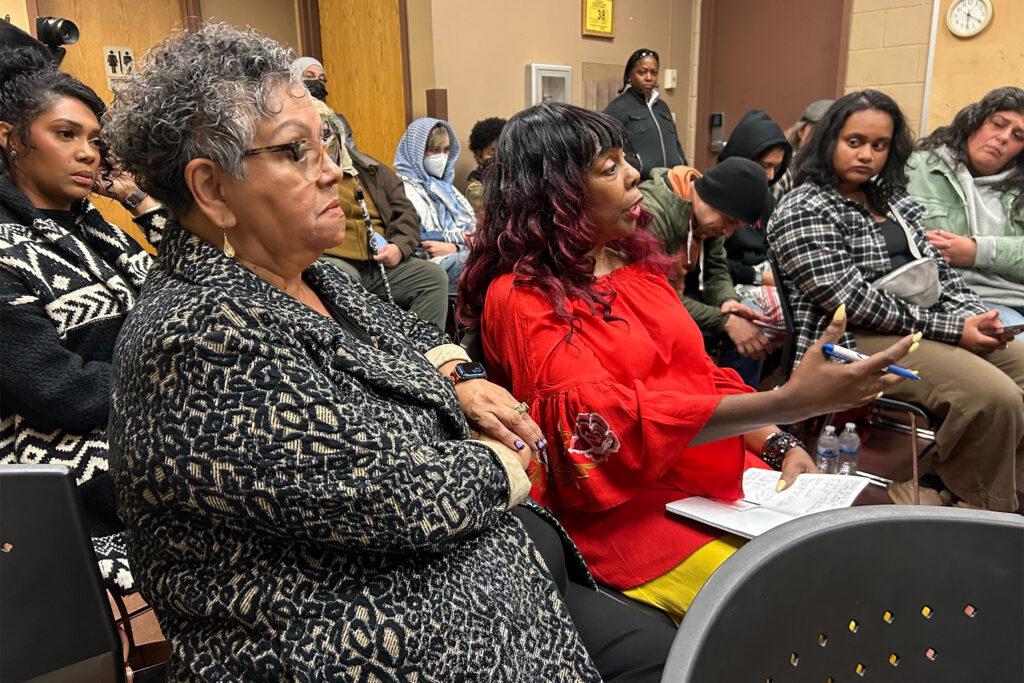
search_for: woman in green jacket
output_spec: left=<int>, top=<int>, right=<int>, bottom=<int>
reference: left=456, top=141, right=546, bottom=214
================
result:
left=907, top=87, right=1024, bottom=335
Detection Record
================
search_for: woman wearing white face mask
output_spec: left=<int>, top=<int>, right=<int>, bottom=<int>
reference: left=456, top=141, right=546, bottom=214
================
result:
left=394, top=118, right=476, bottom=294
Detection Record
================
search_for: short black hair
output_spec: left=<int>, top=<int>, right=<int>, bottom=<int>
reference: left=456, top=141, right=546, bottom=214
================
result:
left=469, top=117, right=506, bottom=154
left=793, top=89, right=913, bottom=210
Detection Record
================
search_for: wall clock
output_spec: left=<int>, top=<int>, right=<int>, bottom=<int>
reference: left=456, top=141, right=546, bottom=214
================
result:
left=946, top=0, right=993, bottom=38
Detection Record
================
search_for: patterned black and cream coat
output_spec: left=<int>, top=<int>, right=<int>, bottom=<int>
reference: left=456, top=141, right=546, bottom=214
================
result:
left=109, top=222, right=601, bottom=681
left=0, top=175, right=161, bottom=593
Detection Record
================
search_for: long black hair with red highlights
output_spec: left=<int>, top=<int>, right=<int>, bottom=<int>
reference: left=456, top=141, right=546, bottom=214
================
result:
left=457, top=102, right=670, bottom=333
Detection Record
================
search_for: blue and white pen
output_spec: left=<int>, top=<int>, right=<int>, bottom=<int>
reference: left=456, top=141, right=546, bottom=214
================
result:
left=822, top=343, right=921, bottom=381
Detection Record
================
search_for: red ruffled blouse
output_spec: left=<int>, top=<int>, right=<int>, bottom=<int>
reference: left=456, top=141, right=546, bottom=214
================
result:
left=483, top=263, right=767, bottom=589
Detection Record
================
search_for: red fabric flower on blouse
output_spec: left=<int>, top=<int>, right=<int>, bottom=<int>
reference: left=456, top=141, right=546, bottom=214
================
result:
left=569, top=412, right=621, bottom=462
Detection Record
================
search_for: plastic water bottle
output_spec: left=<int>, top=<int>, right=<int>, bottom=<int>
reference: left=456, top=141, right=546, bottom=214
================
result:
left=815, top=425, right=839, bottom=474
left=837, top=422, right=861, bottom=476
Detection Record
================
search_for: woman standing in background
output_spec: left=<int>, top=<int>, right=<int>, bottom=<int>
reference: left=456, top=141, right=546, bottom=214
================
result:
left=604, top=48, right=687, bottom=180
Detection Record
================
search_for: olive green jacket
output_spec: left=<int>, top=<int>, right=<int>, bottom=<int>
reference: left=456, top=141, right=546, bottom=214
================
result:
left=639, top=167, right=738, bottom=331
left=906, top=149, right=1024, bottom=285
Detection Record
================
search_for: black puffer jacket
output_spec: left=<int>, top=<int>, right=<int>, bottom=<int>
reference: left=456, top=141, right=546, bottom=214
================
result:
left=717, top=109, right=792, bottom=284
left=604, top=87, right=687, bottom=180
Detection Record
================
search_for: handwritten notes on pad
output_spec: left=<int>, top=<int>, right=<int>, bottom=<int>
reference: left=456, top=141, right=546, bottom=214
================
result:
left=666, top=469, right=870, bottom=539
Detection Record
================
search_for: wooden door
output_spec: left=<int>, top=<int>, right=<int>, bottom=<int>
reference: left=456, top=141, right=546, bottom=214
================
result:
left=35, top=0, right=188, bottom=250
left=694, top=0, right=851, bottom=170
left=318, top=0, right=409, bottom=165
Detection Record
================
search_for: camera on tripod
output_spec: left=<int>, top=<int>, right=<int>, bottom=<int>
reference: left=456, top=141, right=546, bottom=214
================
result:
left=36, top=16, right=79, bottom=63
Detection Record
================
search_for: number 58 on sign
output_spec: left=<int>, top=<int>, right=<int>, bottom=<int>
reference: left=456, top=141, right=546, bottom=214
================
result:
left=582, top=0, right=614, bottom=38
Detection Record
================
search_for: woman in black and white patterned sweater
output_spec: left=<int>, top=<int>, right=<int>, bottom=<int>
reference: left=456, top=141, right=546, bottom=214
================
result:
left=0, top=47, right=161, bottom=593
left=101, top=25, right=672, bottom=681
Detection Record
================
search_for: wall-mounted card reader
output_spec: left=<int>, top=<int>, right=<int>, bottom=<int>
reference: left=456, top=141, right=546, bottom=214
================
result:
left=709, top=112, right=726, bottom=153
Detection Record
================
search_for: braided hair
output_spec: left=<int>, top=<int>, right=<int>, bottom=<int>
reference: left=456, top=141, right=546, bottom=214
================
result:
left=0, top=46, right=106, bottom=175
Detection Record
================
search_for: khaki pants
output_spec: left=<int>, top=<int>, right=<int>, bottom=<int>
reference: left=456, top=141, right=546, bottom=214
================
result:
left=855, top=332, right=1024, bottom=511
left=321, top=255, right=449, bottom=330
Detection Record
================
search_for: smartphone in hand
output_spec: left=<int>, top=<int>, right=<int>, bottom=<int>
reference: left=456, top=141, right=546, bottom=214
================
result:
left=370, top=232, right=388, bottom=253
left=980, top=323, right=1024, bottom=338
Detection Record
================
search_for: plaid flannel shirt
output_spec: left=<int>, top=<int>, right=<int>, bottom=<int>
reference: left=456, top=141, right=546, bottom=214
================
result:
left=768, top=181, right=986, bottom=365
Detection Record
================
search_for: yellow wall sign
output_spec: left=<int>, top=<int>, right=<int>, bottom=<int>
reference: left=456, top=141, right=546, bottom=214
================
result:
left=582, top=0, right=614, bottom=38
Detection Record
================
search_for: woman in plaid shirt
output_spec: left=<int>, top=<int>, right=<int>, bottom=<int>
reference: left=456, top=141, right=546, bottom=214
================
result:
left=770, top=90, right=1024, bottom=512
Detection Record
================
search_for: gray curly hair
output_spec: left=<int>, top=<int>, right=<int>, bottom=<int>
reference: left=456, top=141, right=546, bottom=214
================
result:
left=103, top=24, right=295, bottom=217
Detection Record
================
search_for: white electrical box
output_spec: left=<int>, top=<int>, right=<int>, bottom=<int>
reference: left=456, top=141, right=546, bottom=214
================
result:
left=526, top=63, right=573, bottom=107
left=662, top=68, right=678, bottom=90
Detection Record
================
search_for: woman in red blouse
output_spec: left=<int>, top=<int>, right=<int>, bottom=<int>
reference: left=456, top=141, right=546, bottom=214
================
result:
left=458, top=103, right=914, bottom=619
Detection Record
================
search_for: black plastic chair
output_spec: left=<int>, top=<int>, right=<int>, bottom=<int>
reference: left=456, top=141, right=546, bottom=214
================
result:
left=0, top=464, right=167, bottom=682
left=661, top=505, right=1024, bottom=681
left=769, top=253, right=941, bottom=498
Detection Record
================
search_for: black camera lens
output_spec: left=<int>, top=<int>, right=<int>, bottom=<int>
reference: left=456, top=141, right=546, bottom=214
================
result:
left=35, top=16, right=79, bottom=48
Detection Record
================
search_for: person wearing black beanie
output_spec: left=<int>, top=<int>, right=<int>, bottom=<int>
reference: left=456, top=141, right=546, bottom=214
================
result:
left=717, top=109, right=792, bottom=290
left=640, top=157, right=772, bottom=388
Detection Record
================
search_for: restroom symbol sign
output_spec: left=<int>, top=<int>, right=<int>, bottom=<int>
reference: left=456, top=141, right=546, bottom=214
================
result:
left=103, top=46, right=135, bottom=90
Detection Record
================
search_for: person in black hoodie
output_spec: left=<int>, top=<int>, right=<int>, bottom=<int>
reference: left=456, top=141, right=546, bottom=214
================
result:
left=604, top=48, right=687, bottom=180
left=717, top=109, right=792, bottom=289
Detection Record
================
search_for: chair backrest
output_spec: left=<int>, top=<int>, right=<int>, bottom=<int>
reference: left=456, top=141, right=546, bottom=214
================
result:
left=768, top=251, right=798, bottom=383
left=460, top=326, right=484, bottom=363
left=0, top=464, right=123, bottom=683
left=661, top=506, right=1024, bottom=682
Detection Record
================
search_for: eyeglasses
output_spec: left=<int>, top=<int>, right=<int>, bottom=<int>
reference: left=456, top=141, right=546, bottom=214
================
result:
left=243, top=133, right=340, bottom=181
left=636, top=49, right=659, bottom=60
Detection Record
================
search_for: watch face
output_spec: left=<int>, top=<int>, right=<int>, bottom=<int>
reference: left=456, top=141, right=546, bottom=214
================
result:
left=456, top=362, right=487, bottom=379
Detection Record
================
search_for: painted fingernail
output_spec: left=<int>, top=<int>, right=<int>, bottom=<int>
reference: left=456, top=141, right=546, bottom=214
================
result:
left=536, top=438, right=548, bottom=450
left=775, top=479, right=786, bottom=492
left=908, top=342, right=920, bottom=354
left=832, top=304, right=846, bottom=323
left=912, top=331, right=923, bottom=343
left=514, top=440, right=526, bottom=450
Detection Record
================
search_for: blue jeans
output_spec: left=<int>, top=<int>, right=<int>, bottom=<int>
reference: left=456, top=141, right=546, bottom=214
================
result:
left=990, top=302, right=1024, bottom=339
left=438, top=249, right=469, bottom=296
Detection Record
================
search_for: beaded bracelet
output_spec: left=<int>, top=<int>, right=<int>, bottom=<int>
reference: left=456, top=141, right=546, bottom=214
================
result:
left=760, top=430, right=805, bottom=470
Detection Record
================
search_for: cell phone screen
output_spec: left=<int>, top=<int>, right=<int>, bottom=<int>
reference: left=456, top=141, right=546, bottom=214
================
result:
left=980, top=323, right=1024, bottom=337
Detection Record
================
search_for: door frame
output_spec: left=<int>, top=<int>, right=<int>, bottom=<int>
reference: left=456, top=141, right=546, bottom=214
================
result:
left=694, top=0, right=852, bottom=170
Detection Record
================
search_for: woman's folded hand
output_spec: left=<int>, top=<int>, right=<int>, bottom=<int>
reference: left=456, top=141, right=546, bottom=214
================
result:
left=454, top=379, right=547, bottom=464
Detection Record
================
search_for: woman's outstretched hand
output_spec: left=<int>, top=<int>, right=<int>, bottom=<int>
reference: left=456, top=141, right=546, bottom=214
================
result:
left=783, top=305, right=916, bottom=417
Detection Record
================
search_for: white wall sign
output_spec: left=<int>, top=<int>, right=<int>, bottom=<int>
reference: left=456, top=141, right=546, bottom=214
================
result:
left=102, top=46, right=135, bottom=91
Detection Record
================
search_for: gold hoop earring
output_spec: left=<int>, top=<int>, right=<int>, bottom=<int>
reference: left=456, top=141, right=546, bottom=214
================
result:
left=222, top=229, right=235, bottom=258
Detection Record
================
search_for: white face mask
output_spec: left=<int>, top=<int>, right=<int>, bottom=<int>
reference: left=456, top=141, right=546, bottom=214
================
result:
left=424, top=153, right=449, bottom=179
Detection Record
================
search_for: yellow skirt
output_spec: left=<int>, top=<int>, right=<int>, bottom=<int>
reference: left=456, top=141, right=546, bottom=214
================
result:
left=622, top=534, right=745, bottom=623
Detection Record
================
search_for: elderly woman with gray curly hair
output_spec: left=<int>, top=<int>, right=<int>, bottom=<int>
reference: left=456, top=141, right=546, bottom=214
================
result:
left=103, top=24, right=676, bottom=682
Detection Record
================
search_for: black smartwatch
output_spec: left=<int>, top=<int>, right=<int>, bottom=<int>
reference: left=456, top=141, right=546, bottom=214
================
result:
left=120, top=188, right=149, bottom=211
left=449, top=361, right=487, bottom=385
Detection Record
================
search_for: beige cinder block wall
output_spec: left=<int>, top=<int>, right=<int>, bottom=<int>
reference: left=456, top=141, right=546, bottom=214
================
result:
left=845, top=0, right=934, bottom=136
left=412, top=0, right=696, bottom=184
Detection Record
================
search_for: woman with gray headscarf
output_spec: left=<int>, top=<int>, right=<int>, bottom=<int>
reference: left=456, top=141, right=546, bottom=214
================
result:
left=103, top=24, right=613, bottom=681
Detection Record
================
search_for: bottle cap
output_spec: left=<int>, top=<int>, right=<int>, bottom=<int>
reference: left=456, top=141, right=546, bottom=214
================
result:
left=845, top=422, right=856, bottom=430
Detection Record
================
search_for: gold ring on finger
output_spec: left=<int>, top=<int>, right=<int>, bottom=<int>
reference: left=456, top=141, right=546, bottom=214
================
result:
left=513, top=401, right=529, bottom=414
